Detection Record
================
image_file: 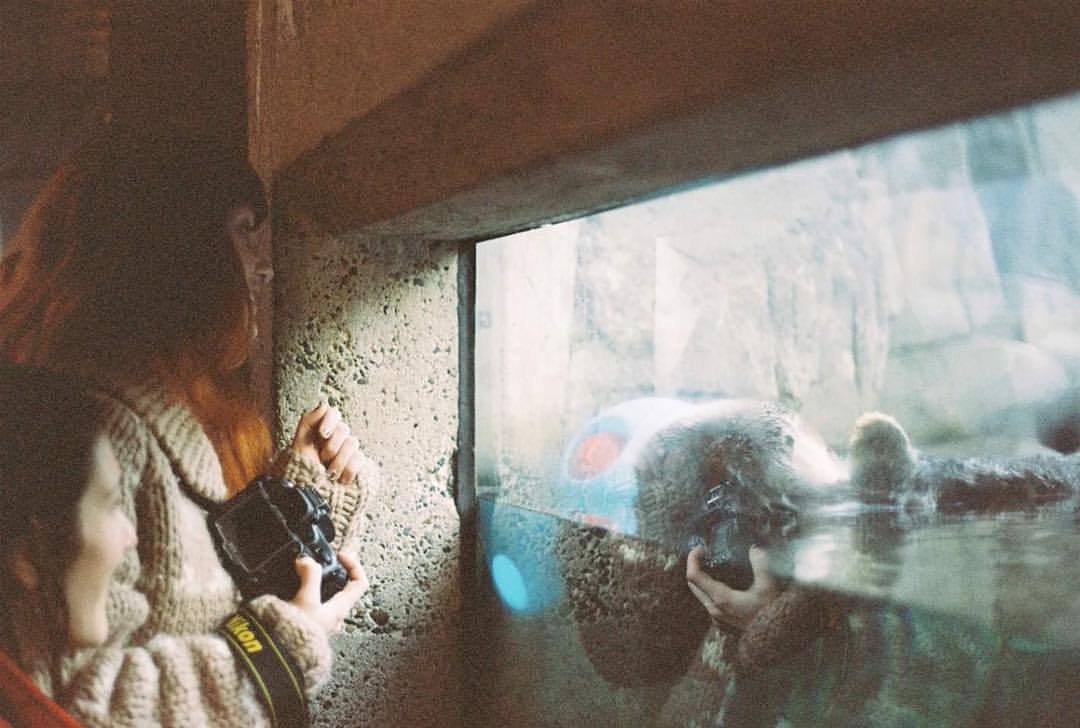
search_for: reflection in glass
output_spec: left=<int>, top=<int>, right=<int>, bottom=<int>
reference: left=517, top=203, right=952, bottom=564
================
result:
left=473, top=92, right=1080, bottom=727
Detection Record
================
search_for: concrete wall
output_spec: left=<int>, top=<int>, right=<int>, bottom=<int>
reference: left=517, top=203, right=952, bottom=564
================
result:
left=249, top=2, right=1080, bottom=726
left=248, top=5, right=538, bottom=726
left=272, top=203, right=464, bottom=727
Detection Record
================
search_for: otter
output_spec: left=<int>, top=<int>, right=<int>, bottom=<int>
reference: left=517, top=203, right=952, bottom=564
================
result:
left=849, top=411, right=1079, bottom=512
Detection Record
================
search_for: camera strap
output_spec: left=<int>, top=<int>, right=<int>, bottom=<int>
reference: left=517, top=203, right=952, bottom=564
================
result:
left=174, top=478, right=313, bottom=726
left=94, top=388, right=312, bottom=727
left=218, top=606, right=310, bottom=728
left=178, top=482, right=312, bottom=727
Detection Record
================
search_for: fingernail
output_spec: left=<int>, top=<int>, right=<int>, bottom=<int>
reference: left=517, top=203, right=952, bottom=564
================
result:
left=327, top=469, right=339, bottom=480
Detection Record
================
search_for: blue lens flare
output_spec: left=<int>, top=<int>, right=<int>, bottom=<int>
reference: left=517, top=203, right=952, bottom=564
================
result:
left=479, top=500, right=562, bottom=614
left=490, top=553, right=529, bottom=611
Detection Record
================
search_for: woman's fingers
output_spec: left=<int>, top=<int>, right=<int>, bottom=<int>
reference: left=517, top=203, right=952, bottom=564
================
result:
left=317, top=406, right=341, bottom=440
left=304, top=400, right=329, bottom=423
left=688, top=581, right=723, bottom=620
left=305, top=402, right=362, bottom=482
left=692, top=582, right=746, bottom=628
left=296, top=401, right=329, bottom=436
left=292, top=401, right=345, bottom=444
left=293, top=556, right=323, bottom=606
left=322, top=552, right=369, bottom=631
left=335, top=554, right=369, bottom=601
left=289, top=550, right=371, bottom=635
left=326, top=437, right=360, bottom=482
left=340, top=452, right=363, bottom=485
left=320, top=422, right=350, bottom=465
left=747, top=545, right=777, bottom=595
left=337, top=550, right=368, bottom=587
left=686, top=543, right=708, bottom=578
left=686, top=544, right=781, bottom=630
left=290, top=401, right=371, bottom=485
left=291, top=401, right=329, bottom=462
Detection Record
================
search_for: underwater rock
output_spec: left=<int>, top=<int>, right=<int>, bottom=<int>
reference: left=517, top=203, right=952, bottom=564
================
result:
left=553, top=522, right=708, bottom=687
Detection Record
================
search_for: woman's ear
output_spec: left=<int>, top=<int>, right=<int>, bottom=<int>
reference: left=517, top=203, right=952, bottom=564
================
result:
left=8, top=547, right=39, bottom=591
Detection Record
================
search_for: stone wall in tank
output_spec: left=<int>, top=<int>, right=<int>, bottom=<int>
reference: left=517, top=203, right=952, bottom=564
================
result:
left=478, top=93, right=1080, bottom=486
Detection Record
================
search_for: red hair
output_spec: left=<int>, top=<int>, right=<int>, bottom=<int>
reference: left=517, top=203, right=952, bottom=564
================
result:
left=0, top=129, right=271, bottom=494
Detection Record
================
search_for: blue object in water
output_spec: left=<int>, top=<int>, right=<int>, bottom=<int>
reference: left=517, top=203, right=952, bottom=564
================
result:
left=556, top=397, right=693, bottom=535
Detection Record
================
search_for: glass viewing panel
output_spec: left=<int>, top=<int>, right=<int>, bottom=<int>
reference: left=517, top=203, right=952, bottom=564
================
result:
left=473, top=92, right=1080, bottom=727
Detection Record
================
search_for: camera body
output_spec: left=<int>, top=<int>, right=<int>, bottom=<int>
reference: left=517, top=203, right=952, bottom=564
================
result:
left=687, top=480, right=797, bottom=591
left=687, top=483, right=756, bottom=590
left=210, top=476, right=348, bottom=602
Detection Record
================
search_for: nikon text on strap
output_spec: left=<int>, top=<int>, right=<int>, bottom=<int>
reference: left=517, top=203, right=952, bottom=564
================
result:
left=181, top=481, right=312, bottom=727
left=218, top=606, right=309, bottom=728
left=91, top=388, right=312, bottom=727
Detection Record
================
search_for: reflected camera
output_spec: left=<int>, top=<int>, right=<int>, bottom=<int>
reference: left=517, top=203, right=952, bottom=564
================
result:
left=687, top=481, right=796, bottom=592
left=687, top=484, right=757, bottom=590
left=210, top=476, right=348, bottom=602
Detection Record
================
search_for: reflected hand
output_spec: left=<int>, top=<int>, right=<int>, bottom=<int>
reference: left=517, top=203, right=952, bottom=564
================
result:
left=686, top=544, right=780, bottom=631
left=291, top=401, right=366, bottom=484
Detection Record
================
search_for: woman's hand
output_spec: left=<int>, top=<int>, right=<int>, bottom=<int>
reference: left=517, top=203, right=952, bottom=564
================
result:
left=686, top=545, right=780, bottom=631
left=289, top=551, right=369, bottom=635
left=291, top=401, right=364, bottom=483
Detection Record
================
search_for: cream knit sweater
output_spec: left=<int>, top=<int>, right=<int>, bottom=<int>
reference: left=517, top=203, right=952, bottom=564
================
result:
left=16, top=377, right=377, bottom=727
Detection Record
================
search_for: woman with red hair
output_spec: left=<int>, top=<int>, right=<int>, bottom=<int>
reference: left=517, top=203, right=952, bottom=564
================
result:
left=0, top=128, right=377, bottom=727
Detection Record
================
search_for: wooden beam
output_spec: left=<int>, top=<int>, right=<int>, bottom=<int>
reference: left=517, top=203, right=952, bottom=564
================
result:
left=276, top=0, right=1080, bottom=240
left=0, top=1, right=110, bottom=86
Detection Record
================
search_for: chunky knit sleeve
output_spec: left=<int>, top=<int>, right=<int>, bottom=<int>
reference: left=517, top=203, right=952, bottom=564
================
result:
left=722, top=584, right=845, bottom=675
left=51, top=395, right=335, bottom=728
left=272, top=446, right=379, bottom=551
left=62, top=607, right=330, bottom=728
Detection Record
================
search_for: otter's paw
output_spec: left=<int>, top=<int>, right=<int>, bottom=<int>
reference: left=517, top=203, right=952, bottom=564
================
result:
left=848, top=412, right=916, bottom=504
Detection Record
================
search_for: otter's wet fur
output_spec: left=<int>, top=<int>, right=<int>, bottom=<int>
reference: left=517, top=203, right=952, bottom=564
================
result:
left=849, top=412, right=1080, bottom=512
left=634, top=399, right=846, bottom=549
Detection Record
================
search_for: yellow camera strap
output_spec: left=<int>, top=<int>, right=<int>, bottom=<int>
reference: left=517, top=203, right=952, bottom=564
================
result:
left=219, top=606, right=309, bottom=728
left=95, top=388, right=312, bottom=727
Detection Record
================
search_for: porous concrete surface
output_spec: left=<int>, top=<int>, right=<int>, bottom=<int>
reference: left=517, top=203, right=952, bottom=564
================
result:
left=272, top=203, right=463, bottom=728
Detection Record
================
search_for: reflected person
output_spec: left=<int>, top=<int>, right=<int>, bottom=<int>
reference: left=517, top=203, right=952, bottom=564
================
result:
left=556, top=398, right=846, bottom=726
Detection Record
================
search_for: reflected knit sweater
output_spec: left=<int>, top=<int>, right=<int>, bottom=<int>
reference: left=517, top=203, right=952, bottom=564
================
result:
left=12, top=378, right=377, bottom=728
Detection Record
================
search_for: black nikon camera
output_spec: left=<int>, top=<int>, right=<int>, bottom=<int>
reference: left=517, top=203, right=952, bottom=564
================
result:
left=209, top=476, right=348, bottom=602
left=687, top=479, right=797, bottom=591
